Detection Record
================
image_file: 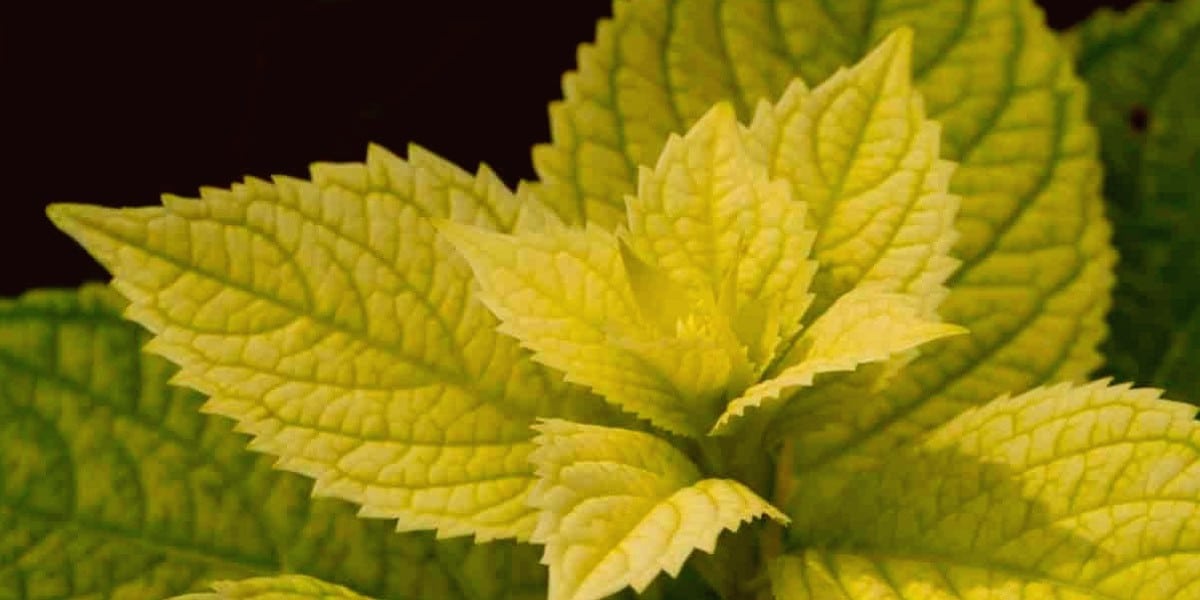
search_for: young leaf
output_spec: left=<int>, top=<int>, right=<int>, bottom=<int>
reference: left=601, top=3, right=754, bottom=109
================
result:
left=622, top=101, right=815, bottom=348
left=437, top=216, right=741, bottom=438
left=0, top=285, right=548, bottom=600
left=773, top=381, right=1200, bottom=599
left=744, top=27, right=959, bottom=324
left=1070, top=0, right=1200, bottom=404
left=170, top=575, right=371, bottom=600
left=530, top=0, right=1113, bottom=505
left=528, top=420, right=787, bottom=600
left=46, top=145, right=626, bottom=542
left=712, top=289, right=966, bottom=434
left=614, top=236, right=699, bottom=336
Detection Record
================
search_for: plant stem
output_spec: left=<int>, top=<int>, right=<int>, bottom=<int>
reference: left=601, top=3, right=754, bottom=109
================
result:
left=761, top=437, right=794, bottom=564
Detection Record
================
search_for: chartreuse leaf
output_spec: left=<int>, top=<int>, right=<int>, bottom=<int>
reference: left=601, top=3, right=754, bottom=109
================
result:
left=437, top=206, right=742, bottom=438
left=743, top=27, right=959, bottom=324
left=170, top=575, right=371, bottom=599
left=622, top=101, right=816, bottom=362
left=1069, top=0, right=1200, bottom=404
left=713, top=289, right=966, bottom=434
left=442, top=95, right=961, bottom=441
left=46, top=145, right=627, bottom=542
left=615, top=236, right=698, bottom=336
left=528, top=419, right=787, bottom=600
left=531, top=0, right=1113, bottom=514
left=772, top=381, right=1200, bottom=599
left=0, top=285, right=548, bottom=599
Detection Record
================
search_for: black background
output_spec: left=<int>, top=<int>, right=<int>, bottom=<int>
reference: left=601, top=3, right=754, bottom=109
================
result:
left=1, top=1, right=1137, bottom=295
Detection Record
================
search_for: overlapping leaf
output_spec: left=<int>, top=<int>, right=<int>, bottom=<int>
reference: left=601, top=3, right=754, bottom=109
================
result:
left=528, top=420, right=786, bottom=600
left=35, top=2, right=1149, bottom=599
left=528, top=0, right=1112, bottom=519
left=622, top=101, right=816, bottom=361
left=1070, top=0, right=1200, bottom=404
left=771, top=380, right=1200, bottom=598
left=439, top=99, right=828, bottom=439
left=436, top=216, right=737, bottom=437
left=741, top=28, right=959, bottom=324
left=170, top=575, right=372, bottom=600
left=47, top=145, right=625, bottom=542
left=449, top=41, right=966, bottom=441
left=713, top=289, right=965, bottom=434
left=0, top=285, right=548, bottom=600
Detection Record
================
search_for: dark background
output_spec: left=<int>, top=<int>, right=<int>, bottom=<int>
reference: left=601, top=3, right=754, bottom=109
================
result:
left=1, top=1, right=1137, bottom=296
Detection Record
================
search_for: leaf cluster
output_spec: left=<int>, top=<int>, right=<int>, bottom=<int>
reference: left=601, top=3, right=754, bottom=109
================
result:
left=6, top=1, right=1200, bottom=599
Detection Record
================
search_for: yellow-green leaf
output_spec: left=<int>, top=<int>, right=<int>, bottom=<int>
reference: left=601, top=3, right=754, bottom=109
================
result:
left=623, top=101, right=815, bottom=351
left=529, top=420, right=786, bottom=600
left=713, top=289, right=966, bottom=434
left=773, top=381, right=1200, bottom=599
left=530, top=0, right=1113, bottom=514
left=170, top=575, right=372, bottom=600
left=46, top=145, right=623, bottom=542
left=0, top=285, right=548, bottom=600
left=437, top=215, right=739, bottom=438
left=744, top=27, right=959, bottom=324
left=615, top=236, right=698, bottom=336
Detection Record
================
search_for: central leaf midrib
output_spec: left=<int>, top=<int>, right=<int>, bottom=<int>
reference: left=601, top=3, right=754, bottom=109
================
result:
left=65, top=209, right=543, bottom=424
left=757, top=37, right=907, bottom=382
left=945, top=82, right=1071, bottom=283
left=559, top=486, right=696, bottom=600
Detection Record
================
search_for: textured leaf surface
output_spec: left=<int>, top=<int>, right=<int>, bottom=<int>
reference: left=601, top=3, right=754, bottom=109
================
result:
left=772, top=381, right=1200, bottom=599
left=622, top=101, right=815, bottom=360
left=438, top=213, right=739, bottom=438
left=1070, top=0, right=1200, bottom=404
left=713, top=290, right=965, bottom=434
left=529, top=420, right=786, bottom=600
left=47, top=145, right=624, bottom=542
left=171, top=575, right=372, bottom=599
left=742, top=27, right=958, bottom=325
left=528, top=0, right=1112, bottom=518
left=0, top=286, right=548, bottom=600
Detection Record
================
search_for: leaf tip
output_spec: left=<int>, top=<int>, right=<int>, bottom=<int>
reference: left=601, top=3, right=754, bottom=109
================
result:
left=688, top=99, right=741, bottom=139
left=45, top=202, right=129, bottom=264
left=864, top=25, right=915, bottom=85
left=939, top=322, right=971, bottom=339
left=875, top=25, right=914, bottom=62
left=884, top=25, right=915, bottom=52
left=45, top=202, right=91, bottom=232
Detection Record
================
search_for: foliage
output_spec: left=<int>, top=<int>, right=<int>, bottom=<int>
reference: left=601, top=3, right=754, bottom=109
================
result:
left=5, top=1, right=1200, bottom=599
left=1068, top=0, right=1200, bottom=404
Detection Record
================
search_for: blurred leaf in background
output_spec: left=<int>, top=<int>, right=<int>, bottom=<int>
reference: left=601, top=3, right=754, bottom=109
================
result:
left=1069, top=0, right=1200, bottom=403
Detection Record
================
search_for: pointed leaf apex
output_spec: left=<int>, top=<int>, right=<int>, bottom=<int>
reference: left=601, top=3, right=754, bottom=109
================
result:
left=857, top=26, right=915, bottom=91
left=688, top=100, right=741, bottom=138
left=362, top=139, right=405, bottom=170
left=46, top=202, right=92, bottom=229
left=705, top=99, right=738, bottom=122
left=875, top=26, right=914, bottom=63
left=365, top=141, right=398, bottom=163
left=46, top=202, right=127, bottom=263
